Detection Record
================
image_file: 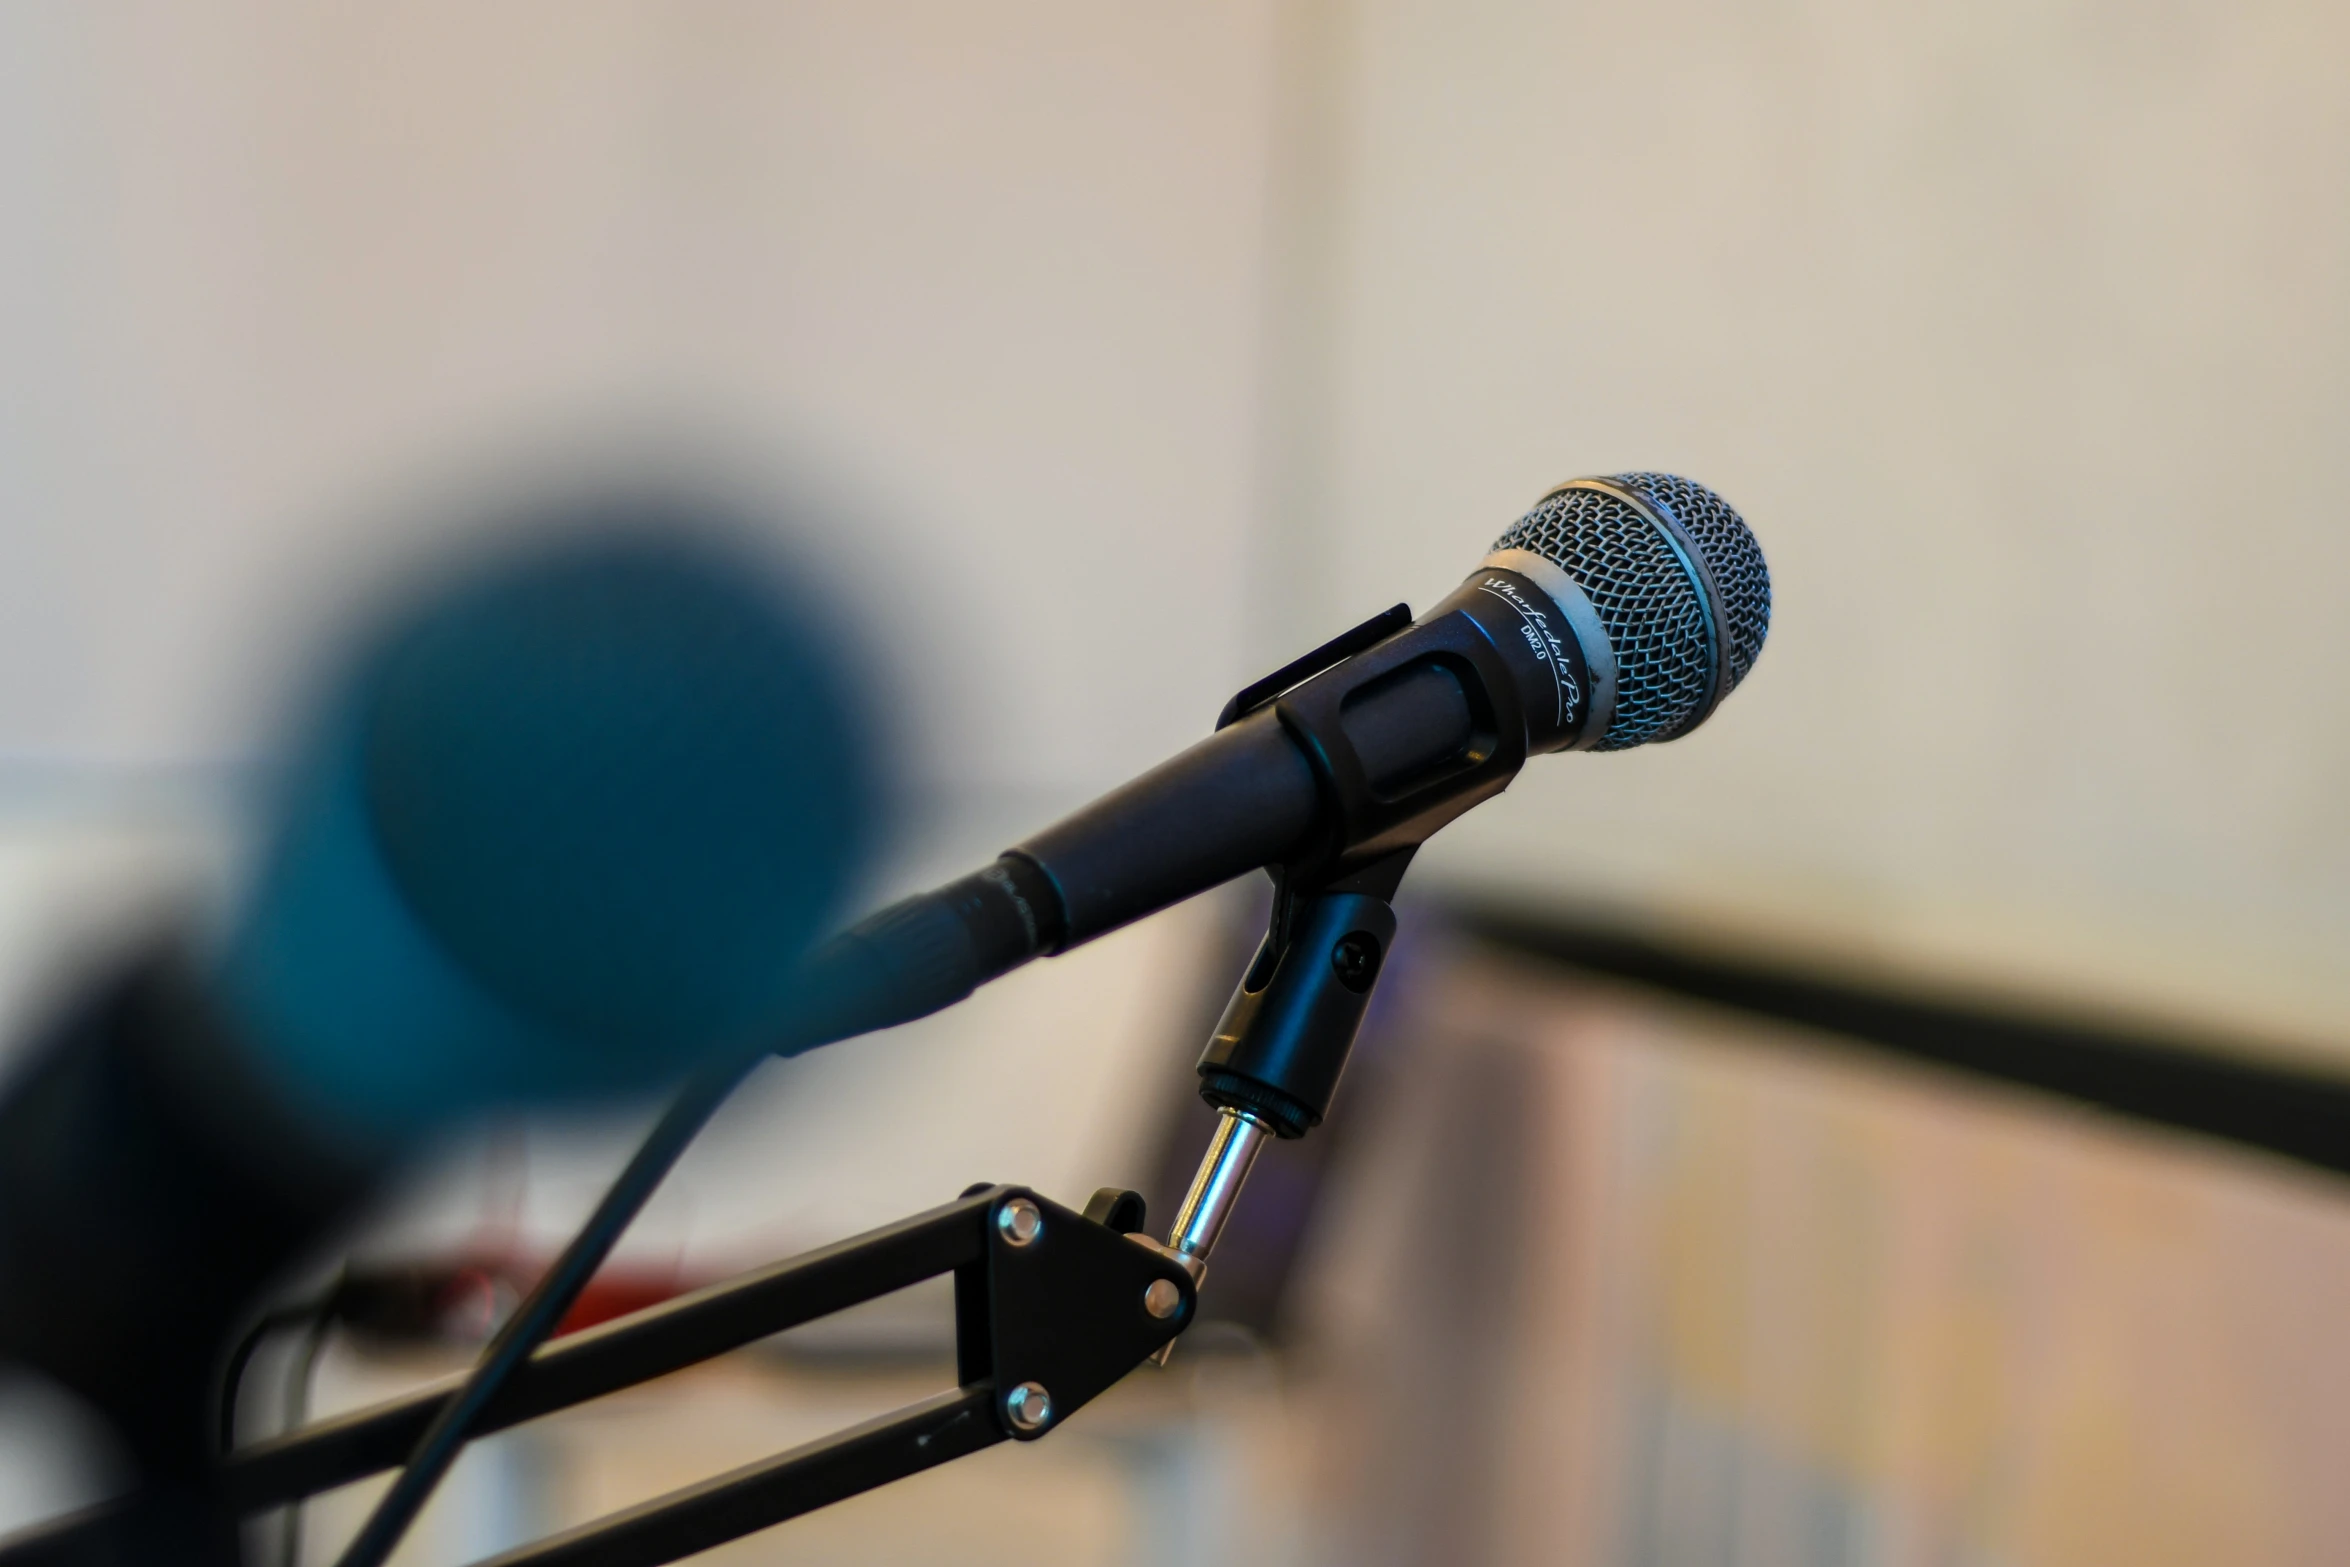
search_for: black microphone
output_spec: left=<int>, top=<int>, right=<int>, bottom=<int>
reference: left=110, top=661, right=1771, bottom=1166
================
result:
left=786, top=471, right=1770, bottom=1050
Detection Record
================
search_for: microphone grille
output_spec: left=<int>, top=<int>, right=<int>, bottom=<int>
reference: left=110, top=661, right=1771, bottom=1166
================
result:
left=1490, top=472, right=1770, bottom=750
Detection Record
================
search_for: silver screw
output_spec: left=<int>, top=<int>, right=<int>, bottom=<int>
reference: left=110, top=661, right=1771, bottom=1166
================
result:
left=1143, top=1278, right=1183, bottom=1320
left=1004, top=1380, right=1054, bottom=1432
left=996, top=1197, right=1043, bottom=1248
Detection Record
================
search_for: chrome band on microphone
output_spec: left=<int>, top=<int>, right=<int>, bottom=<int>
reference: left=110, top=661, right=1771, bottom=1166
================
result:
left=1480, top=545, right=1618, bottom=750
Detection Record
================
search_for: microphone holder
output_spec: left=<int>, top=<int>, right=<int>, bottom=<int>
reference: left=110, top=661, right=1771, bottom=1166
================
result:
left=1142, top=849, right=1414, bottom=1356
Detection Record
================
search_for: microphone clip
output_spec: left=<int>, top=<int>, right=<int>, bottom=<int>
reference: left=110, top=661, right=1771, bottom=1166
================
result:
left=1215, top=604, right=1414, bottom=731
left=1231, top=601, right=1533, bottom=889
left=1193, top=853, right=1410, bottom=1143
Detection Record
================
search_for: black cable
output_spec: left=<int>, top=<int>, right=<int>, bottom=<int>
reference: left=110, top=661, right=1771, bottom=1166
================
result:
left=328, top=1054, right=759, bottom=1567
left=220, top=1280, right=343, bottom=1566
left=275, top=1311, right=332, bottom=1567
left=218, top=1297, right=335, bottom=1457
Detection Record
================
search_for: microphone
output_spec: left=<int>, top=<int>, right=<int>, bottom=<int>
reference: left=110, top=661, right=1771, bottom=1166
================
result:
left=787, top=471, right=1769, bottom=1049
left=0, top=500, right=880, bottom=1549
left=217, top=523, right=881, bottom=1145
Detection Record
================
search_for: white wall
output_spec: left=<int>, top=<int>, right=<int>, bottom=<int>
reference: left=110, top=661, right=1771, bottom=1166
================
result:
left=0, top=0, right=1281, bottom=803
left=1291, top=0, right=2350, bottom=1053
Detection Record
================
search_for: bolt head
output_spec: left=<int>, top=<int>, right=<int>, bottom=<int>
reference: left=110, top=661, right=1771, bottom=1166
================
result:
left=1144, top=1278, right=1183, bottom=1320
left=996, top=1197, right=1044, bottom=1248
left=1004, top=1380, right=1054, bottom=1432
left=1330, top=930, right=1383, bottom=993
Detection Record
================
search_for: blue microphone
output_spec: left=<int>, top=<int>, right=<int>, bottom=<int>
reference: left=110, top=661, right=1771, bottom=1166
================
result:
left=218, top=518, right=881, bottom=1144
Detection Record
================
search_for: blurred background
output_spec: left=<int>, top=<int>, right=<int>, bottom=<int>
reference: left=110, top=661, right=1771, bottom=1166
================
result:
left=1, top=1, right=2348, bottom=1563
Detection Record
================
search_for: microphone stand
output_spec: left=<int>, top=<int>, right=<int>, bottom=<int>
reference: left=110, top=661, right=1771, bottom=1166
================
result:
left=0, top=613, right=1455, bottom=1567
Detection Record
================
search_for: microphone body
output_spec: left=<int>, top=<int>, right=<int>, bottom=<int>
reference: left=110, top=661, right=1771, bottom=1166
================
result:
left=1015, top=566, right=1583, bottom=941
left=786, top=472, right=1769, bottom=1053
left=779, top=572, right=1565, bottom=1042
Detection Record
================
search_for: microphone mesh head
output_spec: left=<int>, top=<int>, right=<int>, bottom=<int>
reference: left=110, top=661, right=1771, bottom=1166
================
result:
left=1490, top=472, right=1770, bottom=750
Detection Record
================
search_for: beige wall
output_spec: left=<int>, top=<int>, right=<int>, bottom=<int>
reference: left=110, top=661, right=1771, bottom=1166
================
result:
left=0, top=1, right=1286, bottom=1266
left=0, top=0, right=2346, bottom=1280
left=3, top=7, right=2348, bottom=1560
left=0, top=1, right=1281, bottom=803
left=9, top=1, right=2343, bottom=1049
left=1287, top=0, right=2350, bottom=1052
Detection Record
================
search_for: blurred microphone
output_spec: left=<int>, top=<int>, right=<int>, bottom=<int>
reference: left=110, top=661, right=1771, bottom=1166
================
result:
left=219, top=521, right=877, bottom=1143
left=789, top=472, right=1770, bottom=1048
left=0, top=495, right=878, bottom=1540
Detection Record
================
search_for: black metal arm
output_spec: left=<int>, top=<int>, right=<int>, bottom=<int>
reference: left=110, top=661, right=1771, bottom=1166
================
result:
left=0, top=1186, right=1196, bottom=1567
